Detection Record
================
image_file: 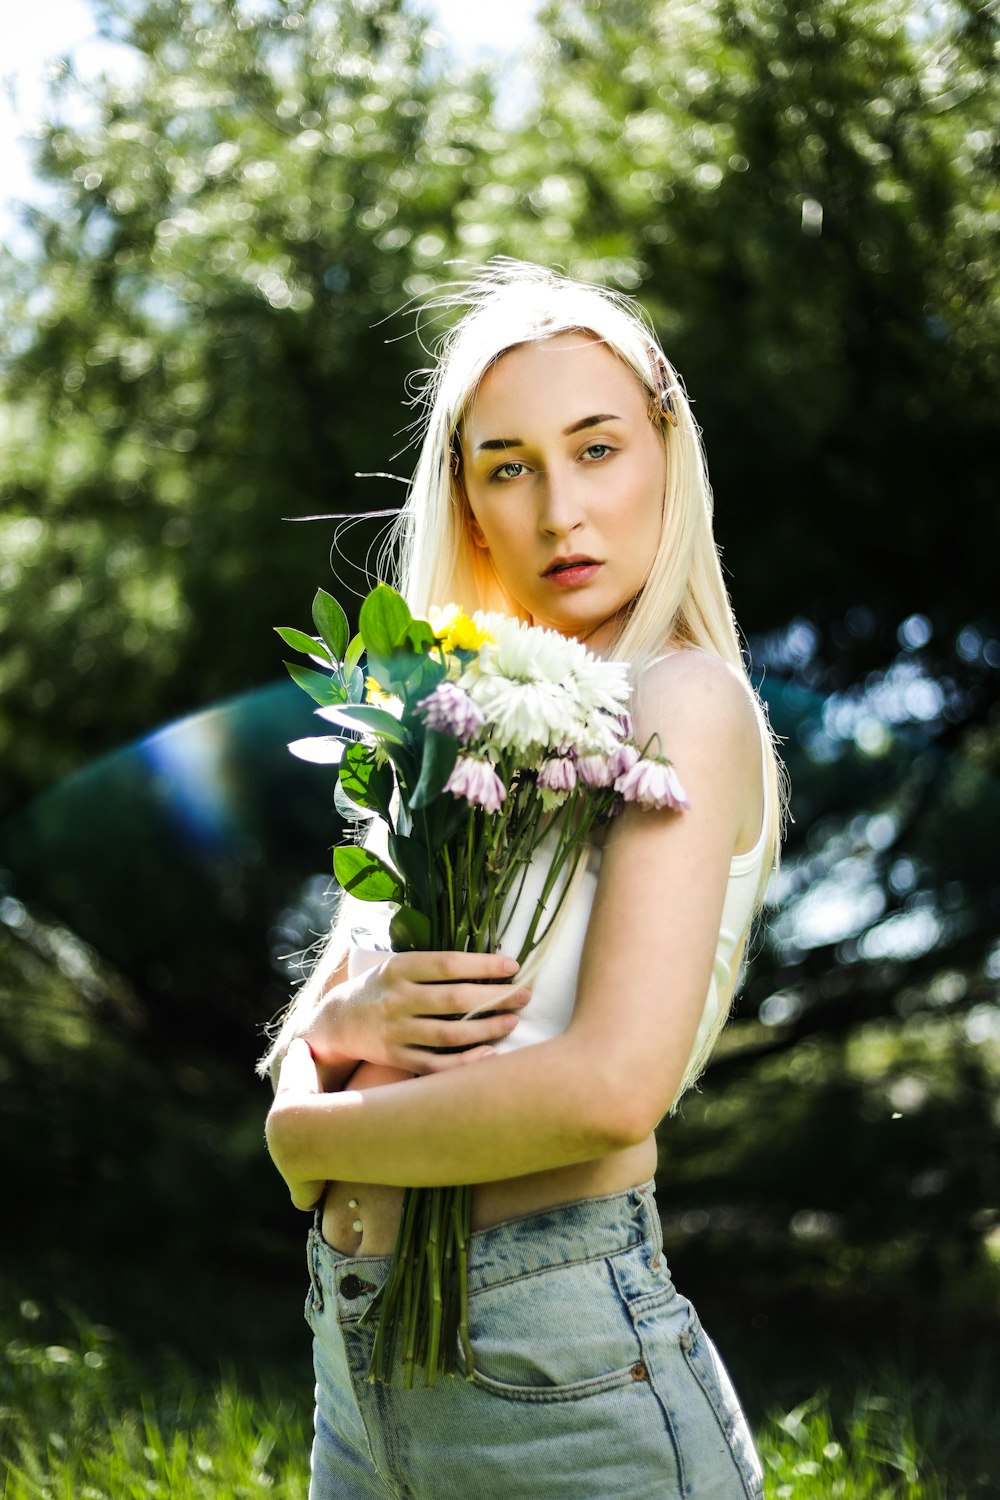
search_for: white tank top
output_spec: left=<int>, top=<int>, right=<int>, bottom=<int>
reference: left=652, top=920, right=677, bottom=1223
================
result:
left=346, top=660, right=771, bottom=1075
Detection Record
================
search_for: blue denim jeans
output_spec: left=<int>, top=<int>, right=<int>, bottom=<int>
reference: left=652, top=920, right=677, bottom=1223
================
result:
left=304, top=1181, right=763, bottom=1499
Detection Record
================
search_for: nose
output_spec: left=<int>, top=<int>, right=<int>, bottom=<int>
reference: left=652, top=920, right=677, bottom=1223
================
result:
left=538, top=463, right=584, bottom=537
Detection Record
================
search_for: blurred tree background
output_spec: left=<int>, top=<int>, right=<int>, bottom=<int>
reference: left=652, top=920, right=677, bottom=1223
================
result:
left=1, top=0, right=998, bottom=1486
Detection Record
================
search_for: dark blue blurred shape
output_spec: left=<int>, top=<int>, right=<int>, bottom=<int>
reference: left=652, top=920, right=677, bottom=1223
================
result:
left=0, top=682, right=333, bottom=1052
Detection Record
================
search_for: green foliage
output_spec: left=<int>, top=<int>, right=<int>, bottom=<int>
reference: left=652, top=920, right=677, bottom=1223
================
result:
left=1, top=0, right=996, bottom=814
left=755, top=1383, right=991, bottom=1497
left=274, top=625, right=333, bottom=661
left=282, top=658, right=345, bottom=704
left=312, top=587, right=350, bottom=662
left=358, top=581, right=415, bottom=657
left=323, top=702, right=409, bottom=744
left=332, top=843, right=403, bottom=903
left=388, top=904, right=433, bottom=953
left=1, top=1290, right=993, bottom=1497
left=409, top=727, right=459, bottom=810
left=338, top=739, right=394, bottom=814
left=0, top=1300, right=310, bottom=1498
left=522, top=0, right=999, bottom=633
left=0, top=0, right=499, bottom=815
left=0, top=0, right=997, bottom=1435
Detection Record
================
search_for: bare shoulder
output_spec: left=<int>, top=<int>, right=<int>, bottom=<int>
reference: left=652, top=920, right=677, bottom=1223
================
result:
left=628, top=650, right=762, bottom=848
left=633, top=649, right=759, bottom=750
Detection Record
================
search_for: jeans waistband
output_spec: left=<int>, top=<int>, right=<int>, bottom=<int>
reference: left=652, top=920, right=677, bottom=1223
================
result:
left=309, top=1179, right=660, bottom=1299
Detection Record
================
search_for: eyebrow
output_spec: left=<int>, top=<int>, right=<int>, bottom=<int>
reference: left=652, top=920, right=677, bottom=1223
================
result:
left=474, top=414, right=622, bottom=452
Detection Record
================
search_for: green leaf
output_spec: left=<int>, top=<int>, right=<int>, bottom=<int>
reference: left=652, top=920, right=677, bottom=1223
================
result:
left=409, top=730, right=459, bottom=811
left=275, top=625, right=333, bottom=662
left=319, top=703, right=408, bottom=745
left=364, top=648, right=410, bottom=692
left=404, top=617, right=436, bottom=654
left=430, top=795, right=471, bottom=848
left=284, top=661, right=347, bottom=706
left=312, top=589, right=350, bottom=661
left=359, top=584, right=412, bottom=656
left=389, top=906, right=432, bottom=952
left=366, top=647, right=445, bottom=708
left=334, top=777, right=369, bottom=822
left=339, top=740, right=394, bottom=814
left=333, top=845, right=404, bottom=903
left=388, top=831, right=435, bottom=910
left=344, top=633, right=365, bottom=678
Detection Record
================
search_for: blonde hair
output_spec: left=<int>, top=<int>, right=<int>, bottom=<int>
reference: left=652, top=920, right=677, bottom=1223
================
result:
left=259, top=260, right=787, bottom=1097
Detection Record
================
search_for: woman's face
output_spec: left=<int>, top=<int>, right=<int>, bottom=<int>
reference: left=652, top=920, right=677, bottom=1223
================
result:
left=460, top=333, right=667, bottom=655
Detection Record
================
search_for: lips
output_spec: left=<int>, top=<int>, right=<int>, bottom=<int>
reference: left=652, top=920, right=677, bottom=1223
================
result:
left=543, top=555, right=601, bottom=577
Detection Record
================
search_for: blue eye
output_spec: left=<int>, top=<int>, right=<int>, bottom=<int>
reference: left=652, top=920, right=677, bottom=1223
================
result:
left=582, top=443, right=614, bottom=461
left=491, top=461, right=527, bottom=482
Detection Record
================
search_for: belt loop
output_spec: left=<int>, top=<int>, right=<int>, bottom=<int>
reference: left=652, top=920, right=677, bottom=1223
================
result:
left=307, top=1228, right=325, bottom=1313
left=638, top=1181, right=664, bottom=1258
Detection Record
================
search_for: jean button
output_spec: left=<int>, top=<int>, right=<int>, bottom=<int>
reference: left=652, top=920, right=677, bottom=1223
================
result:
left=340, top=1274, right=374, bottom=1300
left=631, top=1362, right=648, bottom=1381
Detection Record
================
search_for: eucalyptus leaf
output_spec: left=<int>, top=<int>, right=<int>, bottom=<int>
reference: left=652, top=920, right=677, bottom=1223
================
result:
left=333, top=845, right=404, bottom=903
left=312, top=589, right=350, bottom=661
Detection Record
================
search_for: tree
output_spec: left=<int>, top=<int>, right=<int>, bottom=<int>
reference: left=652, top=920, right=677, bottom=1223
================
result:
left=497, top=0, right=1000, bottom=637
left=0, top=0, right=500, bottom=815
left=1, top=0, right=998, bottom=1377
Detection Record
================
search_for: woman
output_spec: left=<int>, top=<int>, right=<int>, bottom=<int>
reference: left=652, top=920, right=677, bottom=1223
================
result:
left=262, top=262, right=784, bottom=1499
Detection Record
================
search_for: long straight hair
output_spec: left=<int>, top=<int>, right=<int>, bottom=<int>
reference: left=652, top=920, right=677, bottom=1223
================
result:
left=259, top=261, right=786, bottom=1097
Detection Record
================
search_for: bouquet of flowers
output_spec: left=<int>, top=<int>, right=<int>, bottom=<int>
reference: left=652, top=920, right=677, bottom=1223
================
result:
left=278, top=583, right=689, bottom=1387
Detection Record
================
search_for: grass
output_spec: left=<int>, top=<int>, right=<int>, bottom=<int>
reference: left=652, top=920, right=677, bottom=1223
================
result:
left=755, top=1384, right=996, bottom=1498
left=0, top=1300, right=310, bottom=1499
left=2, top=1300, right=996, bottom=1498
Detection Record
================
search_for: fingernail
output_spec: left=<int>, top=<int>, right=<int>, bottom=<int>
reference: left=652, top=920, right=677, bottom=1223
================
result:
left=501, top=957, right=519, bottom=973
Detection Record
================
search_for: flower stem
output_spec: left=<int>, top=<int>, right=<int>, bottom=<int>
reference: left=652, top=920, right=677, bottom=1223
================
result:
left=454, top=1187, right=474, bottom=1379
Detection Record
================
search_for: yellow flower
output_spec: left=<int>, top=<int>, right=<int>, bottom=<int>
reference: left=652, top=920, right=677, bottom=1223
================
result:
left=365, top=676, right=401, bottom=712
left=429, top=603, right=493, bottom=654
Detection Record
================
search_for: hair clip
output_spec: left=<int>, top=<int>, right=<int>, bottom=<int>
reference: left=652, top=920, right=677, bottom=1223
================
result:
left=646, top=343, right=679, bottom=428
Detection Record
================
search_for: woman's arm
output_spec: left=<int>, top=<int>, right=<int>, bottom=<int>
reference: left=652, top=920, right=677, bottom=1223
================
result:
left=266, top=653, right=762, bottom=1190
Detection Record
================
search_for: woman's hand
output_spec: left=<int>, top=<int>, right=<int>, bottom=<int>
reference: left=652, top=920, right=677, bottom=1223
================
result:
left=302, top=951, right=531, bottom=1077
left=268, top=1039, right=328, bottom=1210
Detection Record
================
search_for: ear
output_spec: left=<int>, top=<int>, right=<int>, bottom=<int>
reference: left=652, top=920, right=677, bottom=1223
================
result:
left=466, top=511, right=489, bottom=550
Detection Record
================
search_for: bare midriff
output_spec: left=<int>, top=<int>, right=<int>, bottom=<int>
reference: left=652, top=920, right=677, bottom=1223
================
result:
left=319, top=1060, right=657, bottom=1257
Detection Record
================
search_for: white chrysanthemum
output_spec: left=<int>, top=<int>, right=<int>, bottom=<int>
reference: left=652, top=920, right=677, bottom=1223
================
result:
left=462, top=614, right=632, bottom=756
left=566, top=652, right=631, bottom=719
left=469, top=614, right=584, bottom=683
left=467, top=675, right=581, bottom=755
left=573, top=710, right=624, bottom=757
